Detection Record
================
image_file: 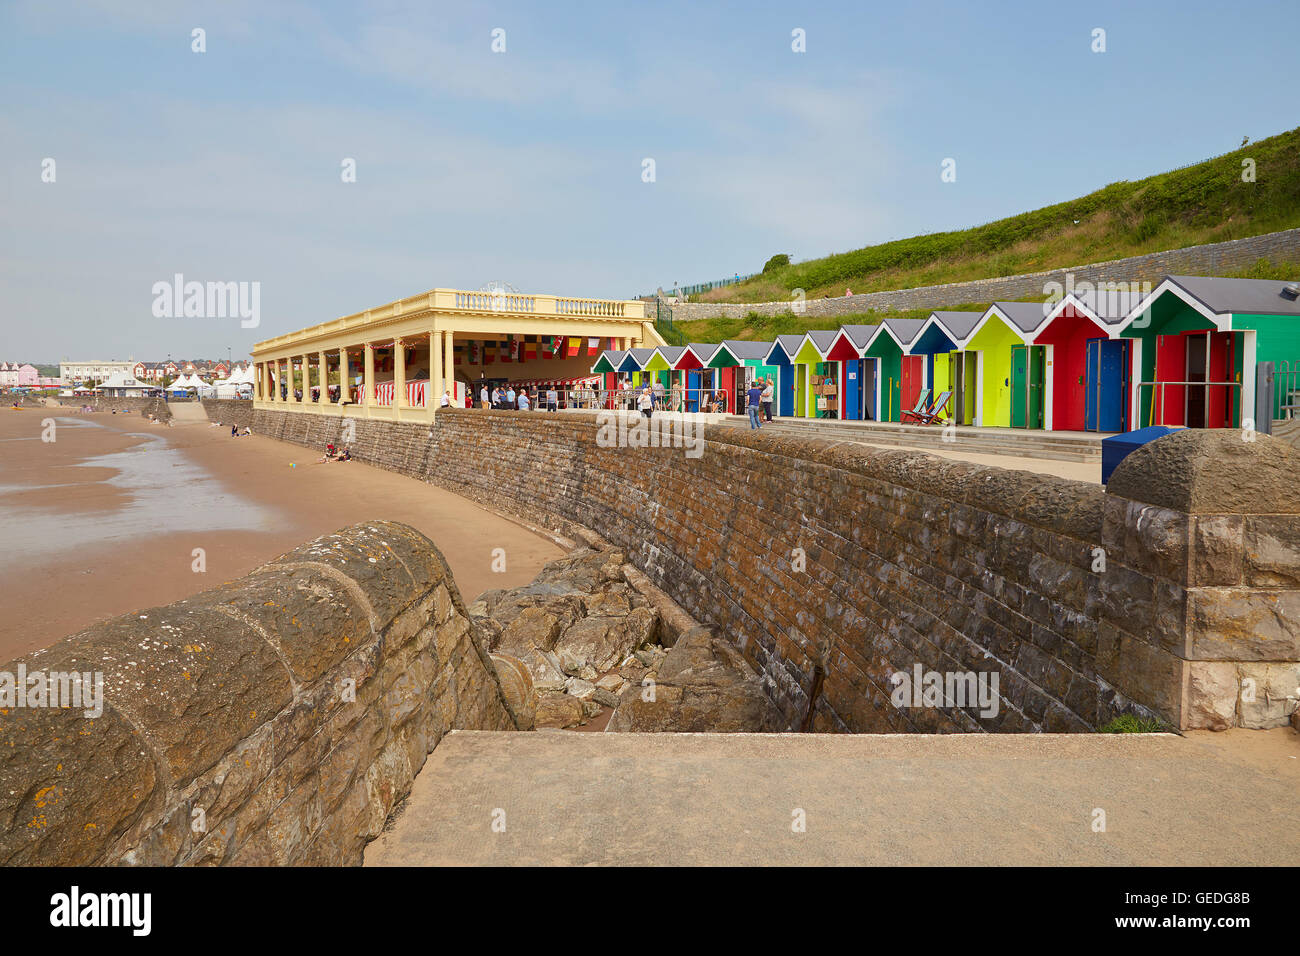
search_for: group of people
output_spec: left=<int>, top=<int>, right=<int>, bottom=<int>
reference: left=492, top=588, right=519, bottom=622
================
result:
left=470, top=382, right=562, bottom=412
left=317, top=442, right=352, bottom=463
left=745, top=378, right=776, bottom=429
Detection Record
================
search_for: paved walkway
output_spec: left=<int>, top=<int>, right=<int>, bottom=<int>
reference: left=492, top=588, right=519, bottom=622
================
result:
left=365, top=728, right=1299, bottom=866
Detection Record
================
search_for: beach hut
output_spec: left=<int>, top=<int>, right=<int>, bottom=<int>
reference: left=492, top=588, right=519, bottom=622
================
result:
left=591, top=349, right=626, bottom=394
left=1032, top=291, right=1138, bottom=432
left=710, top=340, right=779, bottom=414
left=788, top=331, right=841, bottom=418
left=763, top=335, right=806, bottom=417
left=862, top=317, right=928, bottom=422
left=913, top=311, right=982, bottom=425
left=643, top=346, right=682, bottom=393
left=1117, top=275, right=1300, bottom=429
left=957, top=302, right=1047, bottom=428
left=825, top=325, right=878, bottom=420
left=616, top=348, right=657, bottom=388
left=680, top=343, right=724, bottom=412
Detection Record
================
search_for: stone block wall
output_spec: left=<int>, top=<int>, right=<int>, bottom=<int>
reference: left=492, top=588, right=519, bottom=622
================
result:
left=251, top=407, right=1300, bottom=734
left=0, top=521, right=516, bottom=866
left=201, top=398, right=254, bottom=429
left=52, top=395, right=175, bottom=419
left=670, top=227, right=1300, bottom=320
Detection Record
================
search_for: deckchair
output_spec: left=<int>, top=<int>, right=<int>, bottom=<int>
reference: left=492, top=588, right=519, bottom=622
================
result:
left=912, top=390, right=952, bottom=426
left=899, top=388, right=932, bottom=424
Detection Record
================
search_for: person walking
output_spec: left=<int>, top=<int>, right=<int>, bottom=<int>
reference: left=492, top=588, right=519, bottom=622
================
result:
left=760, top=378, right=774, bottom=422
left=747, top=380, right=764, bottom=429
left=638, top=386, right=653, bottom=419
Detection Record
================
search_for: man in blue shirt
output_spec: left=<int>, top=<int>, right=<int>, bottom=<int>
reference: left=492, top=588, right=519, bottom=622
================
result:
left=505, top=386, right=516, bottom=409
left=746, top=381, right=764, bottom=429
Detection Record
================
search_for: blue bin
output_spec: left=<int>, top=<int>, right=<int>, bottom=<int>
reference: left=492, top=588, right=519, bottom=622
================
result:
left=1101, top=426, right=1184, bottom=484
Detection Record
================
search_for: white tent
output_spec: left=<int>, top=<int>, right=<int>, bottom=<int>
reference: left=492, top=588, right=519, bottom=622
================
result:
left=93, top=372, right=157, bottom=397
left=172, top=373, right=204, bottom=390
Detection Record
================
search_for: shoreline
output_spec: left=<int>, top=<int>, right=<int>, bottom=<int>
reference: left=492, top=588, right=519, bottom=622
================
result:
left=0, top=409, right=564, bottom=660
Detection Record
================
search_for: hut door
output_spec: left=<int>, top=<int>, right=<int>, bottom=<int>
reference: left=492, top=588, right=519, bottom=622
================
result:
left=1011, top=345, right=1046, bottom=429
left=1154, top=334, right=1187, bottom=426
left=1185, top=333, right=1208, bottom=428
left=862, top=358, right=877, bottom=420
left=1207, top=331, right=1233, bottom=428
left=900, top=355, right=923, bottom=415
left=1085, top=339, right=1127, bottom=432
left=843, top=360, right=860, bottom=420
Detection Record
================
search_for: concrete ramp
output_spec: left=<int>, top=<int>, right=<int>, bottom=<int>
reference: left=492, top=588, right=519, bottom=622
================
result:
left=167, top=401, right=210, bottom=422
left=365, top=729, right=1299, bottom=866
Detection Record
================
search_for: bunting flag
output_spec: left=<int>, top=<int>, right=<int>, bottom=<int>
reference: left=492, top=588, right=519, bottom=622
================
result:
left=608, top=337, right=617, bottom=351
left=468, top=340, right=481, bottom=364
left=552, top=335, right=564, bottom=357
left=524, top=342, right=538, bottom=360
left=484, top=341, right=495, bottom=364
left=566, top=337, right=582, bottom=358
left=514, top=338, right=525, bottom=362
left=587, top=337, right=600, bottom=356
left=499, top=339, right=512, bottom=363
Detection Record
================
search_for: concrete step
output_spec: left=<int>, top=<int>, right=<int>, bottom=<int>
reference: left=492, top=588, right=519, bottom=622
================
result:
left=167, top=402, right=209, bottom=422
left=363, top=728, right=1299, bottom=866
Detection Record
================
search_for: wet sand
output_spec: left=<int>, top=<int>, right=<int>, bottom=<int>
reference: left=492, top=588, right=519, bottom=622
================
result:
left=0, top=408, right=564, bottom=660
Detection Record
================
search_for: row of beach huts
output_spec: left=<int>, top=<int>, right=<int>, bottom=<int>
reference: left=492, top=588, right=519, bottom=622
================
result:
left=592, top=275, right=1300, bottom=432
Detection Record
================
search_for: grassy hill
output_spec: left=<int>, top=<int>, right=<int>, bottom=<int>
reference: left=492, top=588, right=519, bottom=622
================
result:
left=673, top=259, right=1297, bottom=344
left=697, top=126, right=1300, bottom=305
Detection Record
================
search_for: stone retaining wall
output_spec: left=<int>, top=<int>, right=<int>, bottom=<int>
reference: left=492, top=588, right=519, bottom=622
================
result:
left=252, top=407, right=1300, bottom=735
left=51, top=395, right=176, bottom=419
left=671, top=227, right=1300, bottom=320
left=201, top=398, right=255, bottom=429
left=0, top=521, right=516, bottom=866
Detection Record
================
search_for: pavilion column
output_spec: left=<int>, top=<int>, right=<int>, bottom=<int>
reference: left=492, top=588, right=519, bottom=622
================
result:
left=394, top=338, right=407, bottom=410
left=339, top=348, right=350, bottom=404
left=273, top=360, right=281, bottom=403
left=363, top=343, right=375, bottom=409
left=292, top=356, right=302, bottom=403
left=429, top=330, right=442, bottom=417
left=443, top=331, right=455, bottom=404
left=317, top=350, right=327, bottom=404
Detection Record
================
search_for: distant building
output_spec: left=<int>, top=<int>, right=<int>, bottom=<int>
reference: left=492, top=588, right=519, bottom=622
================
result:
left=61, top=360, right=134, bottom=384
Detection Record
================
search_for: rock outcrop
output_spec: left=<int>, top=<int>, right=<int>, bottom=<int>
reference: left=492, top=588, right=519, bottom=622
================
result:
left=474, top=547, right=665, bottom=729
left=607, top=627, right=782, bottom=733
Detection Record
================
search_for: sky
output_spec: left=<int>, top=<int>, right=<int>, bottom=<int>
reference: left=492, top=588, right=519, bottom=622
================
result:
left=2, top=0, right=1298, bottom=364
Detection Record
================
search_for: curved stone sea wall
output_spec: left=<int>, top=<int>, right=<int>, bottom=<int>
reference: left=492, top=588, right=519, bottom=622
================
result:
left=0, top=521, right=515, bottom=866
left=253, top=407, right=1300, bottom=735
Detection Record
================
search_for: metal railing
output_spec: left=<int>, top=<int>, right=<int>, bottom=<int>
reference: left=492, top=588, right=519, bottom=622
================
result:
left=465, top=387, right=752, bottom=414
left=1138, top=380, right=1241, bottom=428
left=1277, top=361, right=1300, bottom=420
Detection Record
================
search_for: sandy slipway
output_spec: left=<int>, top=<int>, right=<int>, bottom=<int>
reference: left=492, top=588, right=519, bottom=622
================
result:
left=474, top=545, right=780, bottom=733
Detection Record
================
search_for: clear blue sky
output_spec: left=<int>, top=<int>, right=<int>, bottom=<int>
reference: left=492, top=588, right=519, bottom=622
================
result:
left=2, top=0, right=1297, bottom=362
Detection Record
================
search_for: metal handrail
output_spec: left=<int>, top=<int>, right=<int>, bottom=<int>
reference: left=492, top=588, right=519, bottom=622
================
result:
left=1137, top=380, right=1240, bottom=428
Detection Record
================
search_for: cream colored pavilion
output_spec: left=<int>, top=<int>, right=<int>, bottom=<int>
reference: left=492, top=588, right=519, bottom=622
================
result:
left=251, top=287, right=663, bottom=421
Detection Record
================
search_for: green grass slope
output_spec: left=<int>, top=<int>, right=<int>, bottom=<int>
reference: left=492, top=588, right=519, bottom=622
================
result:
left=699, top=126, right=1300, bottom=304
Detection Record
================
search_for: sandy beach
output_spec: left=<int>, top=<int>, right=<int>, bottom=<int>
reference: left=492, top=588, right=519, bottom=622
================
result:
left=0, top=407, right=563, bottom=660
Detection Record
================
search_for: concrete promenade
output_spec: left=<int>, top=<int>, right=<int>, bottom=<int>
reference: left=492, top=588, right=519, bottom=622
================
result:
left=366, top=728, right=1300, bottom=866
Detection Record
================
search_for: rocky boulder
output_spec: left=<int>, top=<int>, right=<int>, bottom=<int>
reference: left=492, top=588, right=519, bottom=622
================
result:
left=606, top=627, right=781, bottom=733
